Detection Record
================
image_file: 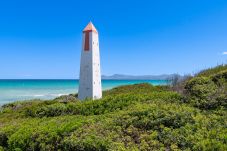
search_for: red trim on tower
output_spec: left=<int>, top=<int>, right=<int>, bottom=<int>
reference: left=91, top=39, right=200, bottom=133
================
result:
left=83, top=22, right=98, bottom=33
left=83, top=30, right=97, bottom=33
left=84, top=32, right=89, bottom=51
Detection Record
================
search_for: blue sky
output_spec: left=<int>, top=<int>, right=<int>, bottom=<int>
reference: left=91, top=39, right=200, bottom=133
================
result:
left=0, top=0, right=227, bottom=79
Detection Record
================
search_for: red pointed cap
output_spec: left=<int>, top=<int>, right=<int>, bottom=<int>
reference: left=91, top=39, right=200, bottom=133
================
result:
left=83, top=22, right=98, bottom=33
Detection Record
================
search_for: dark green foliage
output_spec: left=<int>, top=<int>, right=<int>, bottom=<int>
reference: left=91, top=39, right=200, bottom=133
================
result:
left=103, top=83, right=168, bottom=96
left=0, top=66, right=227, bottom=150
left=185, top=68, right=227, bottom=109
left=25, top=92, right=180, bottom=118
left=63, top=126, right=112, bottom=151
left=0, top=132, right=7, bottom=148
left=185, top=77, right=217, bottom=99
left=126, top=106, right=194, bottom=130
left=25, top=94, right=140, bottom=117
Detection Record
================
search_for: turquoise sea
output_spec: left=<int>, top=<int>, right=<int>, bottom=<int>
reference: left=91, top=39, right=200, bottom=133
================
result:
left=0, top=80, right=168, bottom=105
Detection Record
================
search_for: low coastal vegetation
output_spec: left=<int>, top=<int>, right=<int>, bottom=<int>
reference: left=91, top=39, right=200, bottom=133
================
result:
left=0, top=65, right=226, bottom=150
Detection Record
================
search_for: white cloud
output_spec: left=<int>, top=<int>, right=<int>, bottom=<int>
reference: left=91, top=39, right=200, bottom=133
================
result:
left=222, top=52, right=227, bottom=55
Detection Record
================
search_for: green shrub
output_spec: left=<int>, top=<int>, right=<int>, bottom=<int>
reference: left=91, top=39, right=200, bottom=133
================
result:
left=103, top=83, right=167, bottom=96
left=6, top=116, right=90, bottom=150
left=185, top=77, right=217, bottom=99
left=0, top=78, right=227, bottom=150
left=24, top=91, right=181, bottom=118
left=63, top=131, right=111, bottom=151
left=184, top=77, right=220, bottom=109
left=185, top=68, right=227, bottom=109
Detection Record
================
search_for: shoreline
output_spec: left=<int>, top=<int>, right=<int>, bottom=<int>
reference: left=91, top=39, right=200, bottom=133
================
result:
left=0, top=80, right=169, bottom=105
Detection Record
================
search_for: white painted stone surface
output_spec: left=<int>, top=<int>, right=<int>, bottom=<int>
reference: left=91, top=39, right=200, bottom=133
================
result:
left=78, top=23, right=102, bottom=100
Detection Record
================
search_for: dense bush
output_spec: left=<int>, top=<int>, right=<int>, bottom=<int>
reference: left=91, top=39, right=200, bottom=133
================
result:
left=0, top=66, right=227, bottom=150
left=25, top=91, right=181, bottom=118
left=185, top=69, right=227, bottom=109
left=185, top=77, right=217, bottom=99
left=103, top=83, right=168, bottom=96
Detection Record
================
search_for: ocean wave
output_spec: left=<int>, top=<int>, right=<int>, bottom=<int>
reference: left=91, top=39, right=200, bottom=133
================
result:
left=33, top=94, right=46, bottom=97
left=48, top=93, right=68, bottom=97
left=21, top=93, right=69, bottom=98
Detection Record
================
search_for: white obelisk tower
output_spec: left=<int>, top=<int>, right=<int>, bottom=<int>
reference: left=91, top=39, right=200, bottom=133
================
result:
left=78, top=22, right=102, bottom=100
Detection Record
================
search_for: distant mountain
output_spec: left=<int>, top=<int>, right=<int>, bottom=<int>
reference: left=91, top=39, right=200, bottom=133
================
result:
left=101, top=74, right=180, bottom=80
